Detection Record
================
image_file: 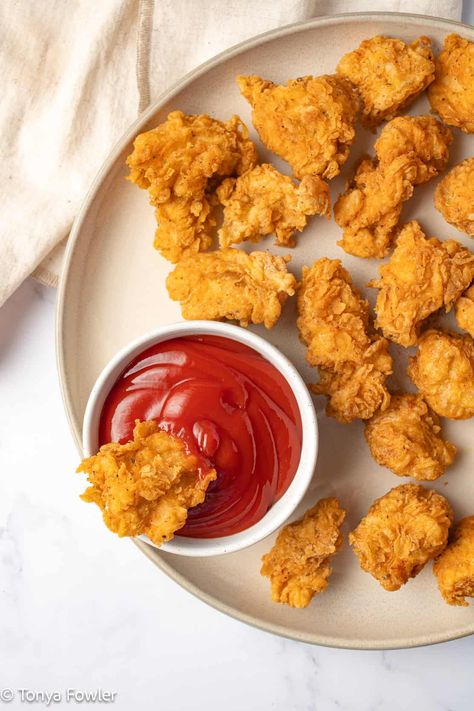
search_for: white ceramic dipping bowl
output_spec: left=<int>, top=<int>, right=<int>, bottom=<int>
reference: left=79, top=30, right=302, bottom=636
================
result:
left=82, top=321, right=318, bottom=556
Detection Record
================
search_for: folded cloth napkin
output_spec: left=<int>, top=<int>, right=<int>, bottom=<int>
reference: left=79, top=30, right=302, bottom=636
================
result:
left=0, top=0, right=463, bottom=306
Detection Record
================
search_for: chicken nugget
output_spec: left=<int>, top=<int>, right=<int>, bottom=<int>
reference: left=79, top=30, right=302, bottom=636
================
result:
left=261, top=498, right=346, bottom=608
left=337, top=35, right=435, bottom=128
left=428, top=34, right=474, bottom=133
left=237, top=74, right=359, bottom=180
left=455, top=284, right=474, bottom=338
left=334, top=155, right=416, bottom=259
left=368, top=221, right=474, bottom=346
left=435, top=157, right=474, bottom=236
left=217, top=164, right=330, bottom=248
left=434, top=516, right=474, bottom=606
left=349, top=483, right=453, bottom=591
left=77, top=420, right=216, bottom=546
left=166, top=248, right=296, bottom=328
left=365, top=393, right=456, bottom=481
left=153, top=194, right=216, bottom=263
left=375, top=115, right=452, bottom=185
left=408, top=329, right=474, bottom=420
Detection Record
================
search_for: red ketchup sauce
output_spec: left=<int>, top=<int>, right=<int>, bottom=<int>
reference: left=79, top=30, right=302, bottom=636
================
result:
left=99, top=335, right=302, bottom=538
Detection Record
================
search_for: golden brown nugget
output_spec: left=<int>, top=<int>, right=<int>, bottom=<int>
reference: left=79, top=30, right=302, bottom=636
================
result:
left=166, top=248, right=297, bottom=329
left=375, top=115, right=453, bottom=185
left=337, top=35, right=435, bottom=128
left=368, top=221, right=474, bottom=347
left=434, top=516, right=474, bottom=606
left=455, top=284, right=474, bottom=338
left=334, top=155, right=416, bottom=259
left=408, top=330, right=474, bottom=420
left=350, top=484, right=454, bottom=591
left=428, top=34, right=474, bottom=133
left=127, top=111, right=257, bottom=204
left=77, top=420, right=216, bottom=546
left=217, top=164, right=330, bottom=248
left=435, top=157, right=474, bottom=236
left=365, top=393, right=456, bottom=481
left=261, top=498, right=346, bottom=608
left=297, top=258, right=392, bottom=423
left=153, top=194, right=216, bottom=263
left=237, top=74, right=359, bottom=180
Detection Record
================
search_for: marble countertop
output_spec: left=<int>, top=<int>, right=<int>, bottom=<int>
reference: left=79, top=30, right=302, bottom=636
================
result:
left=1, top=278, right=473, bottom=711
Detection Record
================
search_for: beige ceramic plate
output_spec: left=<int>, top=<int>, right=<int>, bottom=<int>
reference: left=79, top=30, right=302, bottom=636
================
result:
left=57, top=12, right=474, bottom=649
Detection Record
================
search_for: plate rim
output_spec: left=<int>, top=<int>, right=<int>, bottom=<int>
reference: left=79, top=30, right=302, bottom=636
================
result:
left=56, top=11, right=474, bottom=649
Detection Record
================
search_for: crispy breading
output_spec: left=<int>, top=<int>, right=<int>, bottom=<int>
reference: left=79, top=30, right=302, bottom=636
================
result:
left=337, top=35, right=435, bottom=128
left=434, top=516, right=474, bottom=606
left=237, top=74, right=359, bottom=180
left=310, top=340, right=392, bottom=423
left=153, top=195, right=216, bottom=263
left=428, top=34, right=474, bottom=133
left=334, top=155, right=416, bottom=259
left=349, top=483, right=453, bottom=591
left=375, top=115, right=452, bottom=185
left=435, top=157, right=474, bottom=236
left=408, top=329, right=474, bottom=420
left=77, top=420, right=216, bottom=546
left=368, top=221, right=474, bottom=346
left=455, top=284, right=474, bottom=338
left=365, top=393, right=456, bottom=481
left=216, top=164, right=330, bottom=248
left=166, top=248, right=297, bottom=328
left=297, top=258, right=392, bottom=422
left=127, top=111, right=258, bottom=203
left=260, top=498, right=346, bottom=608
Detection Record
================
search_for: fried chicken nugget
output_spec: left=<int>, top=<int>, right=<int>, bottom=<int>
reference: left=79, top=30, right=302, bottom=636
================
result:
left=408, top=329, right=474, bottom=420
left=455, top=284, right=474, bottom=338
left=216, top=164, right=330, bottom=248
left=368, top=221, right=474, bottom=346
left=297, top=258, right=392, bottom=423
left=434, top=516, right=474, bottom=606
left=365, top=394, right=456, bottom=481
left=166, top=248, right=296, bottom=328
left=334, top=155, right=416, bottom=259
left=77, top=420, right=216, bottom=546
left=237, top=74, right=359, bottom=180
left=337, top=35, right=435, bottom=128
left=261, top=498, right=346, bottom=608
left=375, top=115, right=453, bottom=185
left=349, top=484, right=454, bottom=591
left=428, top=34, right=474, bottom=134
left=153, top=195, right=216, bottom=263
left=435, top=157, right=474, bottom=237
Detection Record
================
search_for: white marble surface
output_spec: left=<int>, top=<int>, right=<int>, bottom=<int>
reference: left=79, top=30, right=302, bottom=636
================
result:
left=0, top=279, right=473, bottom=711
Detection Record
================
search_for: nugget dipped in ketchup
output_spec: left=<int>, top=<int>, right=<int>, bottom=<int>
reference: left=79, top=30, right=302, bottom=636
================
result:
left=77, top=334, right=304, bottom=547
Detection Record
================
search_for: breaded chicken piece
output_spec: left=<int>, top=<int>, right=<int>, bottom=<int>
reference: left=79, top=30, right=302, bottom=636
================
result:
left=365, top=393, right=456, bottom=481
left=337, top=35, right=435, bottom=128
left=434, top=516, right=474, bottom=606
left=237, top=74, right=359, bottom=180
left=349, top=483, right=453, bottom=591
left=428, top=34, right=474, bottom=133
left=261, top=498, right=346, bottom=608
left=297, top=258, right=392, bottom=422
left=408, top=329, right=474, bottom=420
left=435, top=157, right=474, bottom=236
left=153, top=194, right=216, bottom=263
left=375, top=115, right=453, bottom=185
left=127, top=111, right=257, bottom=203
left=368, top=221, right=474, bottom=346
left=166, top=248, right=296, bottom=328
left=334, top=155, right=416, bottom=259
left=216, top=164, right=330, bottom=248
left=455, top=284, right=474, bottom=338
left=77, top=420, right=216, bottom=546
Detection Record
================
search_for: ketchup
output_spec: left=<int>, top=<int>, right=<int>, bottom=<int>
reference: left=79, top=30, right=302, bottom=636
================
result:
left=99, top=336, right=302, bottom=538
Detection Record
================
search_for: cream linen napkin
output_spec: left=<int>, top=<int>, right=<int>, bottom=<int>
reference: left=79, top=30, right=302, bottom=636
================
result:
left=0, top=0, right=462, bottom=306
